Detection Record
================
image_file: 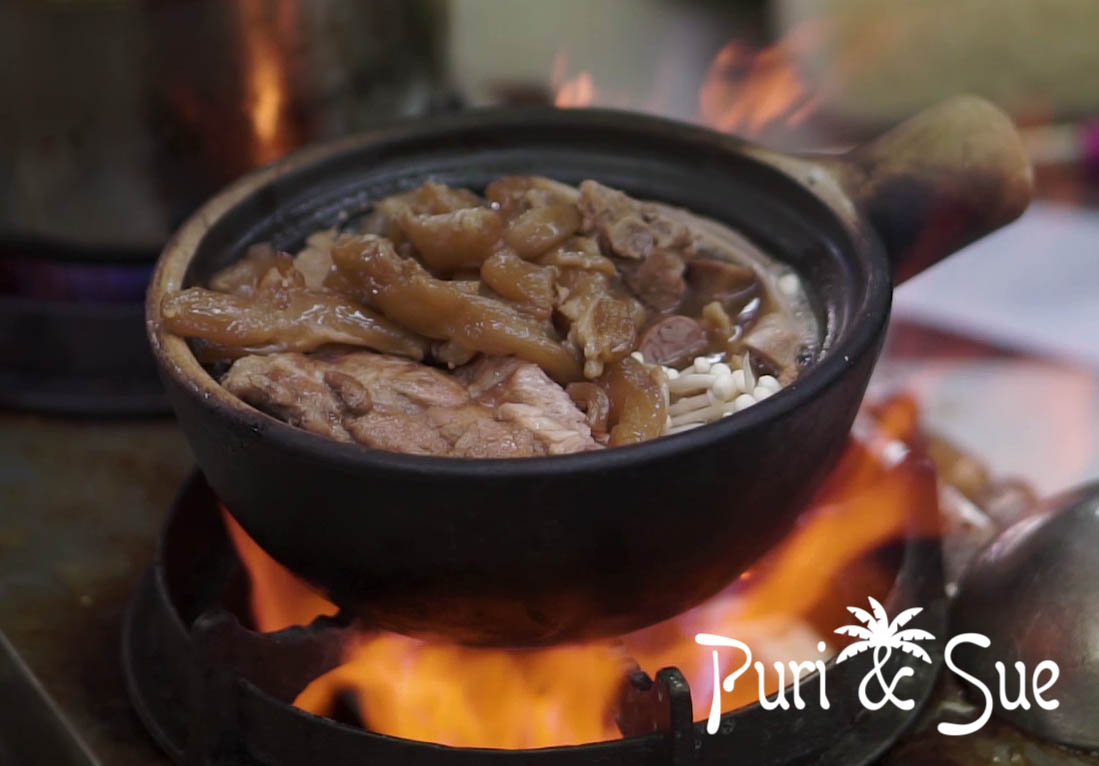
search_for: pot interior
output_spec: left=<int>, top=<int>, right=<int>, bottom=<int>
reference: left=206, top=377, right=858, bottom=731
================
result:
left=181, top=109, right=884, bottom=369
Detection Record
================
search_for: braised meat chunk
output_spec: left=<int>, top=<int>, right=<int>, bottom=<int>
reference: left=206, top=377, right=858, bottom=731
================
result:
left=399, top=206, right=505, bottom=273
left=578, top=180, right=691, bottom=262
left=480, top=251, right=556, bottom=320
left=330, top=233, right=583, bottom=384
left=221, top=353, right=358, bottom=442
left=596, top=356, right=668, bottom=446
left=163, top=175, right=820, bottom=457
left=223, top=350, right=602, bottom=458
left=554, top=266, right=647, bottom=379
left=162, top=259, right=429, bottom=362
left=461, top=356, right=602, bottom=454
left=207, top=243, right=291, bottom=296
left=484, top=175, right=580, bottom=217
left=637, top=316, right=709, bottom=368
left=578, top=180, right=694, bottom=311
left=224, top=351, right=544, bottom=458
left=565, top=382, right=611, bottom=440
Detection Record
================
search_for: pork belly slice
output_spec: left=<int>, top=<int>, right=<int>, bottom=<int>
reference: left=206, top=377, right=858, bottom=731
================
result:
left=459, top=355, right=602, bottom=454
left=222, top=351, right=601, bottom=458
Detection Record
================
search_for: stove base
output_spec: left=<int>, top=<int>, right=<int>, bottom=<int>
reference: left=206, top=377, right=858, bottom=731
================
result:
left=123, top=473, right=947, bottom=766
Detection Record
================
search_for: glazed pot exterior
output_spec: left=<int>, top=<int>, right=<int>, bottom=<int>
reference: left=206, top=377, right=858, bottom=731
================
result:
left=148, top=102, right=1030, bottom=644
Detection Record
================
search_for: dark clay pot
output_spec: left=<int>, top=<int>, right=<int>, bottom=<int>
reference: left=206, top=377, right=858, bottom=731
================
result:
left=147, top=96, right=1031, bottom=645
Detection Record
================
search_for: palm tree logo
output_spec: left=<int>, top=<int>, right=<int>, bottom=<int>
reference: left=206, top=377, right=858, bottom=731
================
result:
left=834, top=596, right=935, bottom=710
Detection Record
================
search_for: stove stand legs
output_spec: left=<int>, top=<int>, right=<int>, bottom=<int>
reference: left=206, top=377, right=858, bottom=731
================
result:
left=620, top=665, right=697, bottom=765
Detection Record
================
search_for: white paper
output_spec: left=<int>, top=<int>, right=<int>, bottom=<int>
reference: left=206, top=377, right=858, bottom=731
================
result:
left=893, top=202, right=1099, bottom=368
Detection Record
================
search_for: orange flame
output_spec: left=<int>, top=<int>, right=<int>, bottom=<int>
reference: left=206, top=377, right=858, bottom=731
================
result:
left=297, top=636, right=625, bottom=747
left=555, top=71, right=596, bottom=108
left=552, top=51, right=597, bottom=108
left=699, top=24, right=827, bottom=137
left=228, top=397, right=936, bottom=748
left=222, top=512, right=338, bottom=632
left=236, top=0, right=297, bottom=165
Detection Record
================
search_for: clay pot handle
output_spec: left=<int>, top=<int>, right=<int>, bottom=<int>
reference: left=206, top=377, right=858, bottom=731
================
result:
left=831, top=95, right=1033, bottom=282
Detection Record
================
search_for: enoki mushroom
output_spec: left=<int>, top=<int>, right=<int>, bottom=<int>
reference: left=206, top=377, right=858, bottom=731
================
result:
left=632, top=352, right=783, bottom=436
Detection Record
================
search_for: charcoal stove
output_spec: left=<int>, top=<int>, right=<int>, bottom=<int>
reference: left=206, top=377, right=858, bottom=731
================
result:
left=122, top=471, right=945, bottom=766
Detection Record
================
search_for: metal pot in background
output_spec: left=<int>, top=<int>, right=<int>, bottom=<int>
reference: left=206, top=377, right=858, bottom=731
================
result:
left=0, top=0, right=448, bottom=252
left=0, top=0, right=449, bottom=413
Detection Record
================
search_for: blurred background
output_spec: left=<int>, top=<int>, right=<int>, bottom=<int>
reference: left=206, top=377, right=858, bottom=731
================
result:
left=1, top=0, right=1097, bottom=487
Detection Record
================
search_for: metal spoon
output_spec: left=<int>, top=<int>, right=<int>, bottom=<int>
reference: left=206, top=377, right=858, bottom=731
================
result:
left=951, top=481, right=1099, bottom=749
